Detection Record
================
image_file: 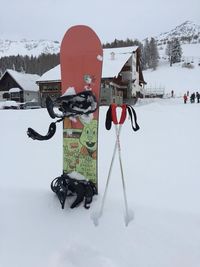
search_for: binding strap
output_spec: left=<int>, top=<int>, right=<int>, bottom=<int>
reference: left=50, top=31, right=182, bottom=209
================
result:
left=46, top=96, right=57, bottom=119
left=27, top=119, right=63, bottom=141
left=127, top=105, right=140, bottom=131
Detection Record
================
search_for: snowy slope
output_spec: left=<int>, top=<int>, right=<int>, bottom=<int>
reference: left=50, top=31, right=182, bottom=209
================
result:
left=156, top=20, right=200, bottom=44
left=144, top=43, right=200, bottom=96
left=1, top=98, right=200, bottom=267
left=141, top=21, right=200, bottom=96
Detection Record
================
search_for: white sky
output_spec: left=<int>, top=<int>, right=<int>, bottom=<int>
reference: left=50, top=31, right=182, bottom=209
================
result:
left=1, top=0, right=200, bottom=43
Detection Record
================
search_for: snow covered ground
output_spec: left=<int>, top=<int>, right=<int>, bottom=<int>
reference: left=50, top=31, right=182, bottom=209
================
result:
left=1, top=97, right=200, bottom=267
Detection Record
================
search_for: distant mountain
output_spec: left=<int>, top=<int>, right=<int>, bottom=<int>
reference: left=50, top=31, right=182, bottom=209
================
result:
left=0, top=21, right=200, bottom=59
left=155, top=21, right=200, bottom=45
left=0, top=39, right=60, bottom=58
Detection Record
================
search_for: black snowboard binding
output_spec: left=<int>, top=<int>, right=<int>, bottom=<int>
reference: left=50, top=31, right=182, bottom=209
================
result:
left=48, top=90, right=98, bottom=118
left=27, top=90, right=98, bottom=141
left=51, top=173, right=97, bottom=209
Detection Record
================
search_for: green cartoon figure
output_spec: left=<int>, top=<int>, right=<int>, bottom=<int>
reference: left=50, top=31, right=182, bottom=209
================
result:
left=80, top=120, right=97, bottom=159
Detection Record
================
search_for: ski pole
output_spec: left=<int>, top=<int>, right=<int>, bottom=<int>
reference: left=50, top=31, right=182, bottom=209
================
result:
left=92, top=104, right=127, bottom=226
left=92, top=125, right=122, bottom=226
left=114, top=124, right=132, bottom=226
left=93, top=104, right=139, bottom=226
left=112, top=104, right=132, bottom=226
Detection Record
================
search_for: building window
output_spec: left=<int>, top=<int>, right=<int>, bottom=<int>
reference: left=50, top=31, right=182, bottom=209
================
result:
left=10, top=92, right=20, bottom=99
left=42, top=84, right=60, bottom=92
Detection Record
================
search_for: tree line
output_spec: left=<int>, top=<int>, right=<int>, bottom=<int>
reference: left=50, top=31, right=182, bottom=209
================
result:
left=0, top=37, right=182, bottom=77
left=0, top=53, right=59, bottom=76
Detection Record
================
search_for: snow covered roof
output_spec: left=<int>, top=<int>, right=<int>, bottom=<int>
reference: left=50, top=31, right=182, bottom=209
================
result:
left=37, top=46, right=138, bottom=82
left=37, top=65, right=61, bottom=82
left=1, top=69, right=40, bottom=92
left=102, top=46, right=138, bottom=78
left=9, top=87, right=22, bottom=93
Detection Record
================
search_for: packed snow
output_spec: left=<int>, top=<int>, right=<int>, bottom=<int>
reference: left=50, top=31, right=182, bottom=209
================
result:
left=1, top=95, right=200, bottom=267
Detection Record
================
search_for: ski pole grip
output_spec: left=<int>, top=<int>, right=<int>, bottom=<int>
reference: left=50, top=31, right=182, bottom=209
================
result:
left=111, top=103, right=127, bottom=125
left=119, top=104, right=127, bottom=124
left=111, top=104, right=118, bottom=124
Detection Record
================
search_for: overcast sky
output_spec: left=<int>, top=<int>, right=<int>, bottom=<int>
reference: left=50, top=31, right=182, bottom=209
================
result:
left=1, top=0, right=200, bottom=43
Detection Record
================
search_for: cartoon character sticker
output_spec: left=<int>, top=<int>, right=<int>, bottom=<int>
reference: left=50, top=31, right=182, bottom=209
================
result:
left=63, top=119, right=98, bottom=182
left=79, top=120, right=97, bottom=159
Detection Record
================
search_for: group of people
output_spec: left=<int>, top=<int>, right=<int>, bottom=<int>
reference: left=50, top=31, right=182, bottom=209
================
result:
left=183, top=91, right=200, bottom=104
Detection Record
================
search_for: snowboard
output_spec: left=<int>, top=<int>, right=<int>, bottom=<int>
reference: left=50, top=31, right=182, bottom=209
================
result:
left=60, top=25, right=103, bottom=186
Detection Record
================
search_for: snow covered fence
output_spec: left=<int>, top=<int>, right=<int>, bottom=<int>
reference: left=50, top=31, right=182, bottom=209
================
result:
left=141, top=86, right=165, bottom=98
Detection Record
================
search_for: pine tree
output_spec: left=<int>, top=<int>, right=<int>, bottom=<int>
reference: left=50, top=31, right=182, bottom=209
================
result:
left=171, top=38, right=182, bottom=64
left=149, top=38, right=159, bottom=70
left=166, top=38, right=182, bottom=66
left=143, top=39, right=150, bottom=69
left=140, top=44, right=145, bottom=70
left=165, top=41, right=173, bottom=66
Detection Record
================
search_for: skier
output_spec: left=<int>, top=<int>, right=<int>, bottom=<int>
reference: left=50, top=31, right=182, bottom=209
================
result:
left=196, top=92, right=200, bottom=103
left=183, top=94, right=187, bottom=104
left=190, top=93, right=195, bottom=103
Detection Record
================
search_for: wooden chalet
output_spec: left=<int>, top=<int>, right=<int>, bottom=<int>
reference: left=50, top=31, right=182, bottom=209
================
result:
left=37, top=46, right=146, bottom=106
left=0, top=69, right=40, bottom=103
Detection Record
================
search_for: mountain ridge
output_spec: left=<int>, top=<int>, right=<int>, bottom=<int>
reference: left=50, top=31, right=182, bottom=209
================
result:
left=0, top=21, right=200, bottom=58
left=156, top=20, right=200, bottom=45
left=0, top=39, right=60, bottom=58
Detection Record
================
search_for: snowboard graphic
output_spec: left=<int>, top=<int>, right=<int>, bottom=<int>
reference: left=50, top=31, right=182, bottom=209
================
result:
left=60, top=25, right=103, bottom=185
